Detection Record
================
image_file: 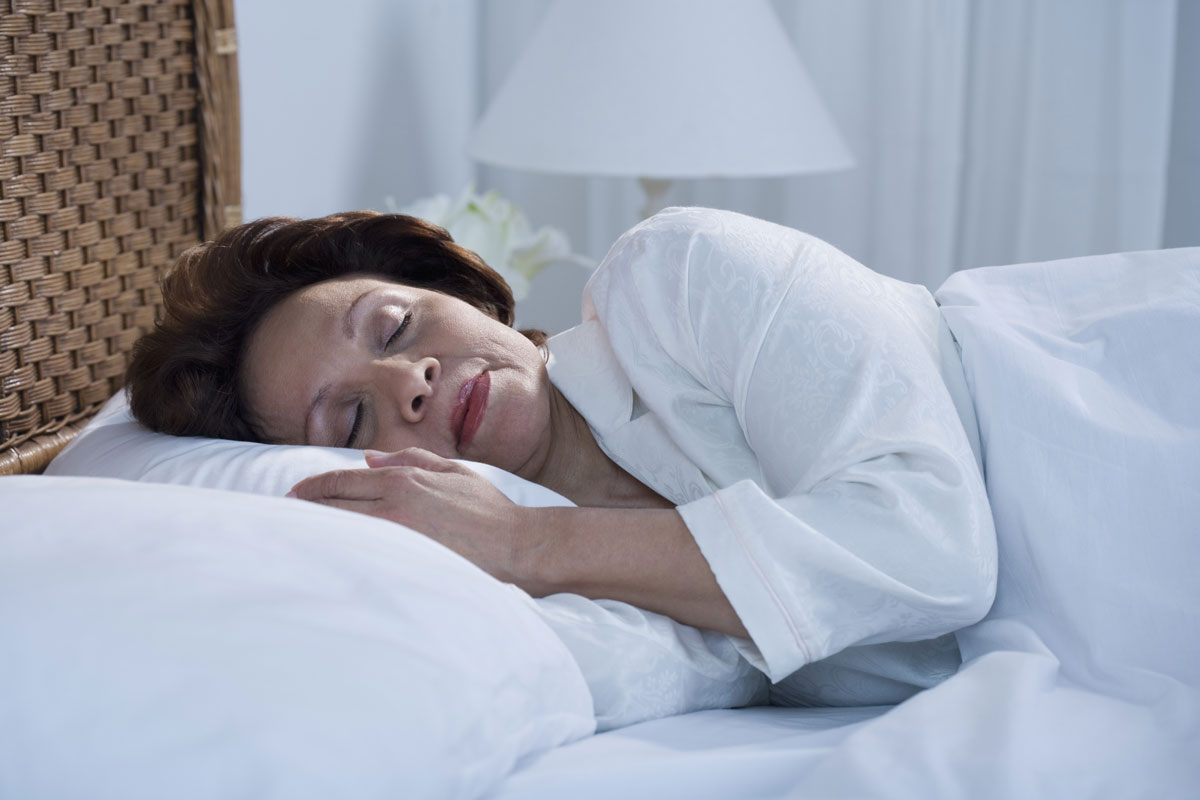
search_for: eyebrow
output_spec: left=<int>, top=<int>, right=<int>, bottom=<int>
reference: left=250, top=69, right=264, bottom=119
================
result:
left=344, top=288, right=373, bottom=340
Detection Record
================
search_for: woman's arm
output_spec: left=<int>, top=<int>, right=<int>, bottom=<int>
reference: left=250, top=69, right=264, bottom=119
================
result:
left=287, top=448, right=748, bottom=637
left=287, top=450, right=768, bottom=729
left=517, top=505, right=750, bottom=639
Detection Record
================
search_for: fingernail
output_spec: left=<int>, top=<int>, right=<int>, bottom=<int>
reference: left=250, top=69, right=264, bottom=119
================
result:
left=285, top=489, right=297, bottom=498
left=363, top=449, right=385, bottom=460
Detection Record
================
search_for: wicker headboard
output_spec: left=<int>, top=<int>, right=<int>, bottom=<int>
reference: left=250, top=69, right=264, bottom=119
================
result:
left=0, top=0, right=240, bottom=475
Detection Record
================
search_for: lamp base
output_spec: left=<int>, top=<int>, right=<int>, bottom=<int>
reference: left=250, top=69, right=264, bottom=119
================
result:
left=638, top=177, right=672, bottom=220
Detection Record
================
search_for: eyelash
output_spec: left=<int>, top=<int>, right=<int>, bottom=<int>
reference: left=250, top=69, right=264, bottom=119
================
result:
left=347, top=312, right=413, bottom=448
left=346, top=402, right=364, bottom=449
left=385, top=312, right=412, bottom=349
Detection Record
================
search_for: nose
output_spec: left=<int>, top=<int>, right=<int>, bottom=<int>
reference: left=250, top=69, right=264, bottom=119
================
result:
left=392, top=356, right=439, bottom=424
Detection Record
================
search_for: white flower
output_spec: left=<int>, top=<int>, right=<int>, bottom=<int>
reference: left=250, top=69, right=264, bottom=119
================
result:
left=385, top=184, right=592, bottom=300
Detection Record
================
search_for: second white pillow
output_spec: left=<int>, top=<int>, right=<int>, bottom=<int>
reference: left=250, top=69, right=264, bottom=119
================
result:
left=46, top=391, right=574, bottom=508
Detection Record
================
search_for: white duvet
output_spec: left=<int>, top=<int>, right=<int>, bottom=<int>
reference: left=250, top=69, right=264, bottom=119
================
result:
left=937, top=247, right=1200, bottom=696
left=493, top=245, right=1200, bottom=798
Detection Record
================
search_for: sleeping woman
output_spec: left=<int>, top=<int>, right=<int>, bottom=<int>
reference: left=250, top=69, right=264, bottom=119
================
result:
left=127, top=206, right=997, bottom=710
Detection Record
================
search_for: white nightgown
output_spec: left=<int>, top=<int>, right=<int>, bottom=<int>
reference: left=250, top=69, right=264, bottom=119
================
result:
left=543, top=207, right=997, bottom=712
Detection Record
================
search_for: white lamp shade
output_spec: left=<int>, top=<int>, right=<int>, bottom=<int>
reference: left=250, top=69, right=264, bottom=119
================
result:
left=469, top=0, right=855, bottom=179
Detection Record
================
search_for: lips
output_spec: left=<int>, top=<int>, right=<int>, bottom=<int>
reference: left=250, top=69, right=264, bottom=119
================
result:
left=452, top=371, right=490, bottom=453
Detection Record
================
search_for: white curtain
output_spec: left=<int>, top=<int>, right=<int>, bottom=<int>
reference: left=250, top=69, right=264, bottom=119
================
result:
left=237, top=0, right=1186, bottom=332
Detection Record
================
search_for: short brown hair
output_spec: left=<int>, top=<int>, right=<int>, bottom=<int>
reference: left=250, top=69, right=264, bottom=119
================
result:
left=127, top=211, right=537, bottom=442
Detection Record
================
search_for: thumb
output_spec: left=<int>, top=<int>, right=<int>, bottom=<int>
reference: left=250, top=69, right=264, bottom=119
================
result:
left=363, top=448, right=408, bottom=468
left=364, top=447, right=457, bottom=471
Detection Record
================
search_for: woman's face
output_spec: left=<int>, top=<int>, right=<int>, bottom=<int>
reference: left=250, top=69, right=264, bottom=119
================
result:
left=241, top=275, right=552, bottom=477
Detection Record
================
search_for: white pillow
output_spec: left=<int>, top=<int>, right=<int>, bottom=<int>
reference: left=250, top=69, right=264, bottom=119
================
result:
left=0, top=475, right=594, bottom=800
left=46, top=391, right=574, bottom=508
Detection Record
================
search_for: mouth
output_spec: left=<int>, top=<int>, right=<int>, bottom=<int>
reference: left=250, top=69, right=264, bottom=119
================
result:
left=451, top=370, right=490, bottom=453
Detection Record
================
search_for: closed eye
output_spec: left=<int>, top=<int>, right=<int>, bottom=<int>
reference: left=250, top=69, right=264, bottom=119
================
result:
left=343, top=312, right=412, bottom=448
left=345, top=401, right=364, bottom=449
left=385, top=312, right=412, bottom=350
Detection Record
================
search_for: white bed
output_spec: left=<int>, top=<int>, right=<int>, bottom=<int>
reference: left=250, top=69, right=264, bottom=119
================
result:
left=4, top=246, right=1198, bottom=799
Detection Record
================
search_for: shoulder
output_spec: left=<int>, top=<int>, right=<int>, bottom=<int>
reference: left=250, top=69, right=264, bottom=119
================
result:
left=602, top=206, right=823, bottom=266
left=586, top=207, right=831, bottom=316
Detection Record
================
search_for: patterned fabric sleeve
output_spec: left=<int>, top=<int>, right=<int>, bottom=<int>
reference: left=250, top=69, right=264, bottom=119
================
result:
left=585, top=207, right=997, bottom=681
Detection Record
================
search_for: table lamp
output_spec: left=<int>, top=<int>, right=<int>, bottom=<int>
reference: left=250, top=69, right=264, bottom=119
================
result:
left=468, top=0, right=855, bottom=218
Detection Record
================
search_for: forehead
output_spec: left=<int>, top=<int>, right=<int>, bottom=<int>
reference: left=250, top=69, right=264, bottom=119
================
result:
left=283, top=274, right=411, bottom=307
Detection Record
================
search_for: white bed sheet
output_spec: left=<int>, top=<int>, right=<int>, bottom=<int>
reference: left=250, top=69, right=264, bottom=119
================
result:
left=493, top=648, right=1197, bottom=800
left=489, top=705, right=884, bottom=800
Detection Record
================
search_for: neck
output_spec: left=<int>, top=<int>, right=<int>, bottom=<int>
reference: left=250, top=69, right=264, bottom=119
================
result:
left=530, top=385, right=606, bottom=502
left=530, top=385, right=669, bottom=509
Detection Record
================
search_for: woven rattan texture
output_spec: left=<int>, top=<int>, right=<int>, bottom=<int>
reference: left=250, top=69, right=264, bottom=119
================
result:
left=0, top=0, right=202, bottom=459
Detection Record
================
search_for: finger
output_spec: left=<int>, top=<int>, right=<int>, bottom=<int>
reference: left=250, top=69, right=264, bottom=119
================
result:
left=363, top=446, right=442, bottom=467
left=291, top=495, right=380, bottom=514
left=289, top=468, right=394, bottom=502
left=364, top=446, right=461, bottom=472
left=293, top=495, right=435, bottom=532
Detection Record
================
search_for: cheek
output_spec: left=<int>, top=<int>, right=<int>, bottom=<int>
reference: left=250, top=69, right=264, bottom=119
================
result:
left=489, top=365, right=549, bottom=442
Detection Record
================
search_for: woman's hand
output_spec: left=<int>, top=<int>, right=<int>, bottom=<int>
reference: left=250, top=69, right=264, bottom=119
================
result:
left=289, top=449, right=750, bottom=638
left=287, top=448, right=530, bottom=584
